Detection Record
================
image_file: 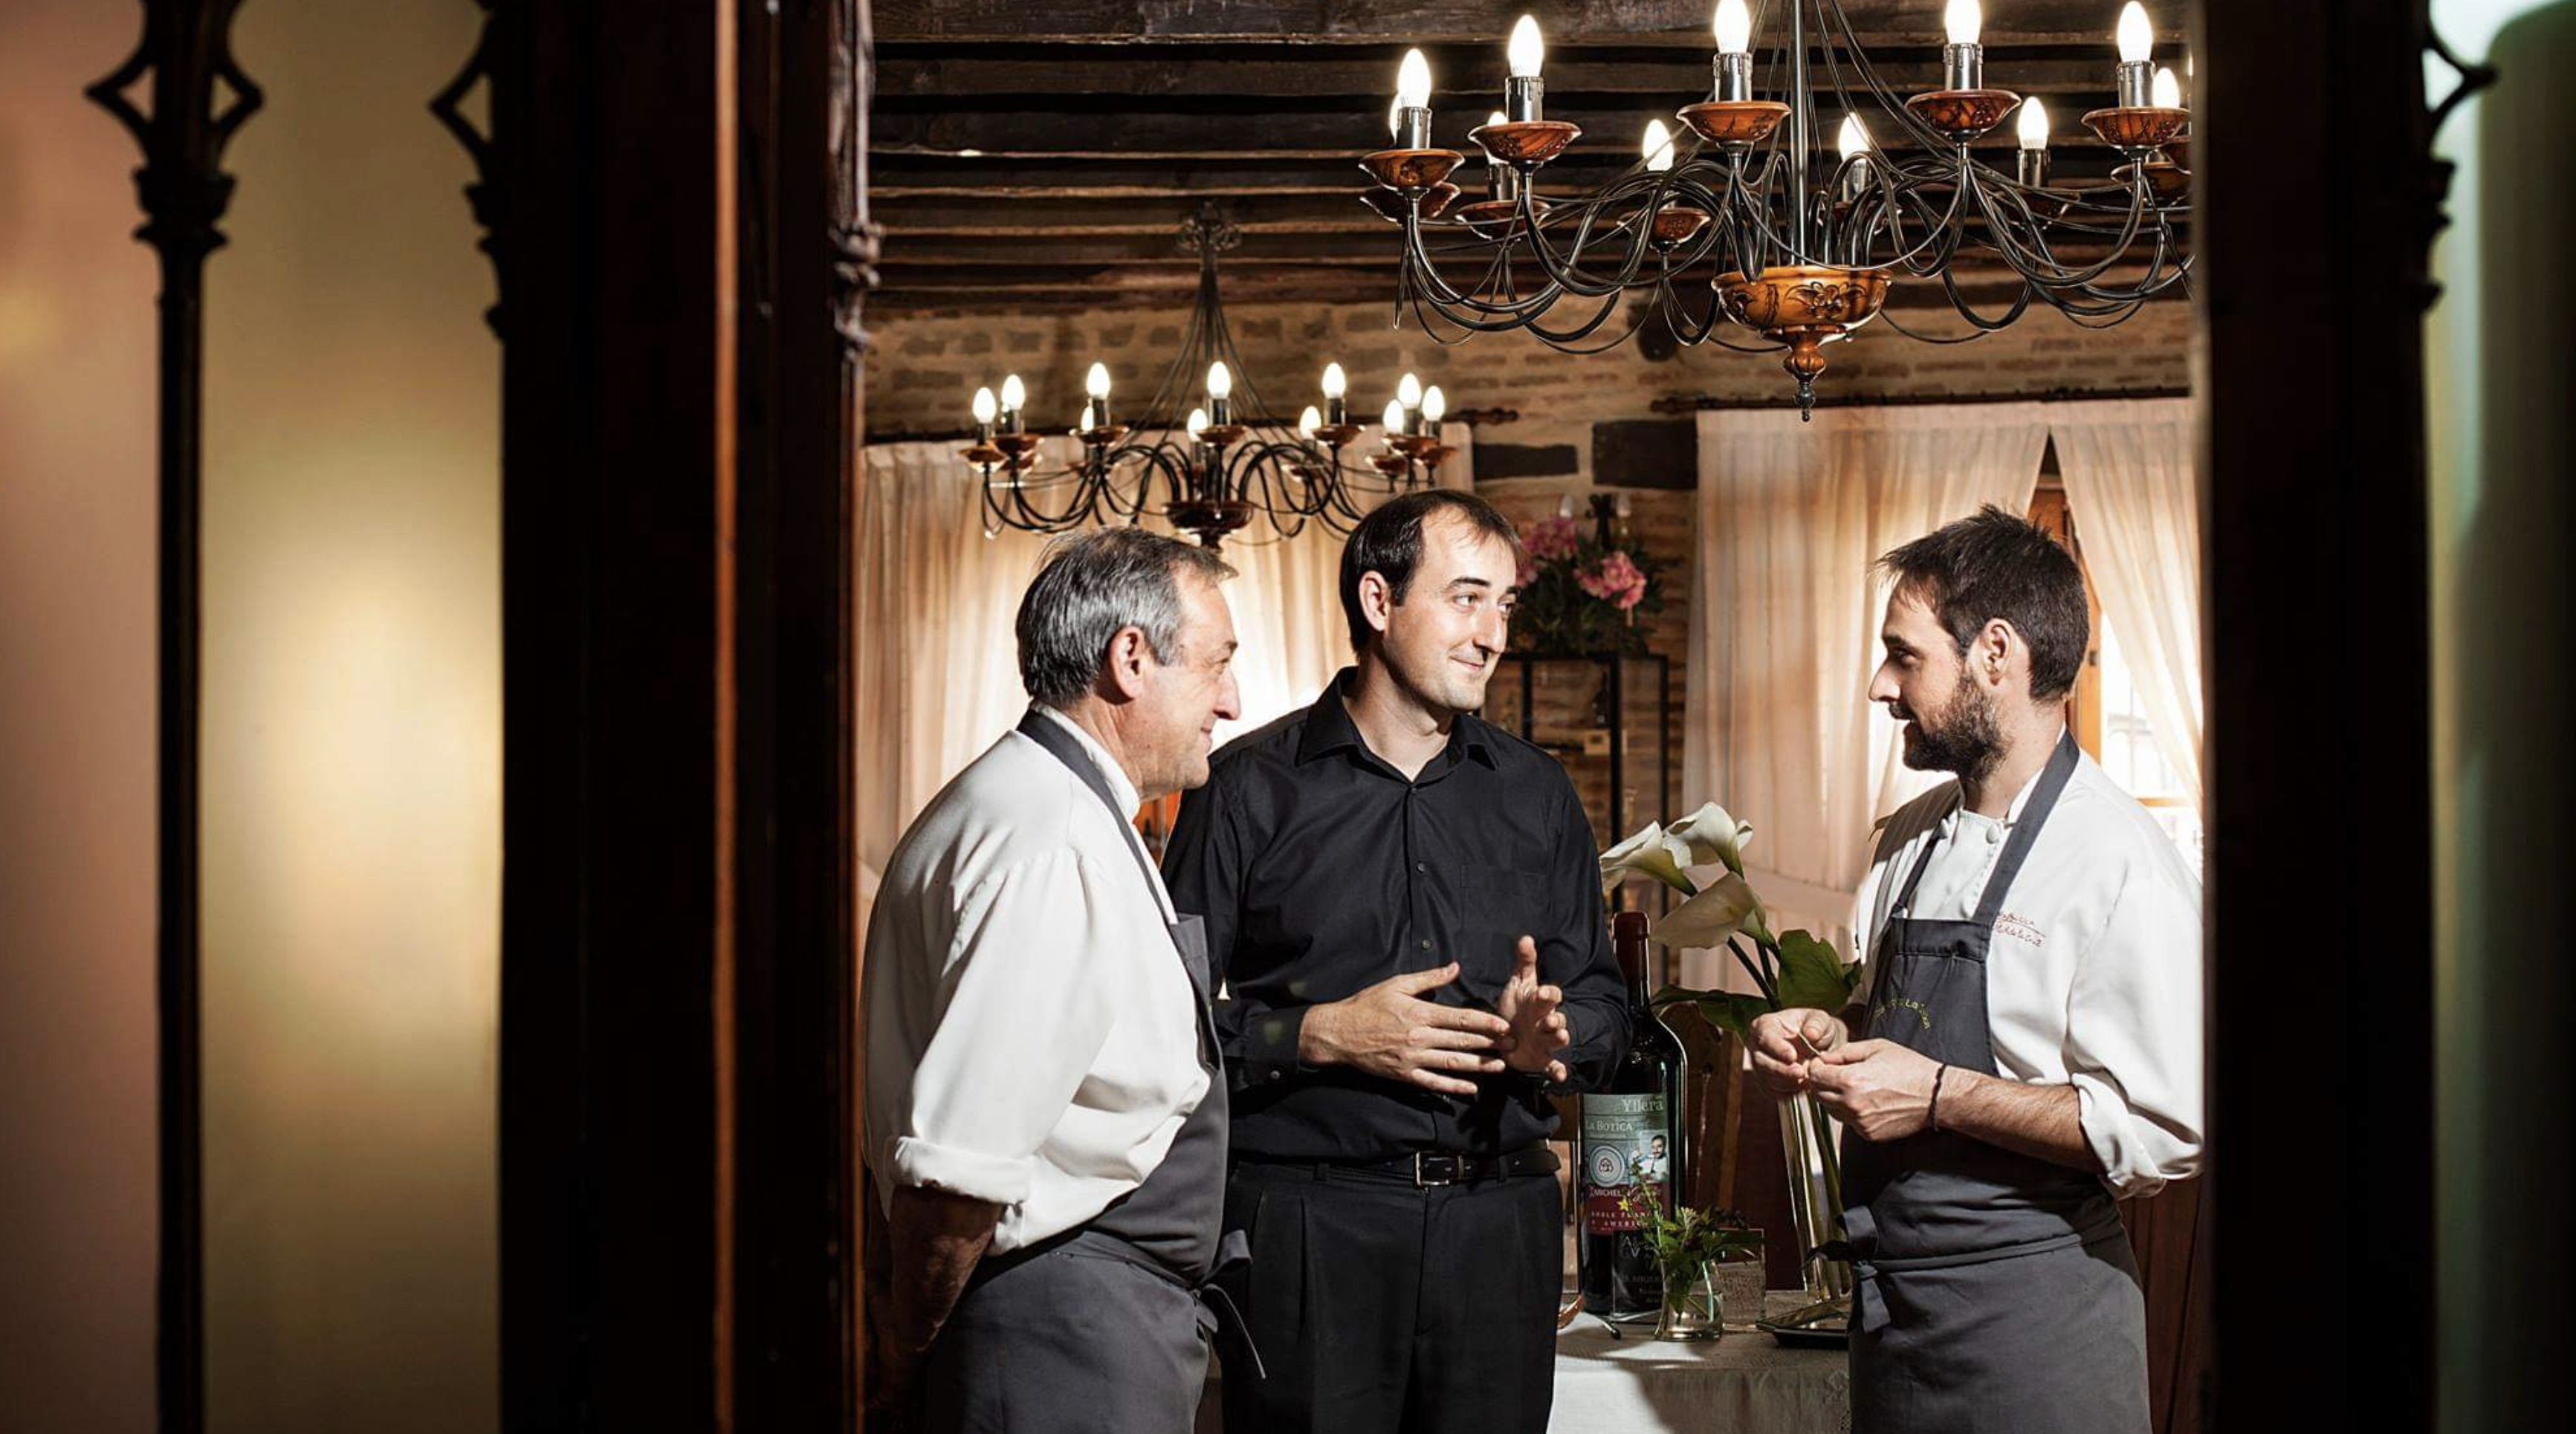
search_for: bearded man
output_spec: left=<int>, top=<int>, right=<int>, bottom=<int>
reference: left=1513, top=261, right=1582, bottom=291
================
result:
left=1750, top=506, right=2204, bottom=1434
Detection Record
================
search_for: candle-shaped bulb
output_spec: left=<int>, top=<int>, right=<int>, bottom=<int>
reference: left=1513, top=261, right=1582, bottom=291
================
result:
left=1298, top=406, right=1321, bottom=438
left=1421, top=385, right=1447, bottom=423
left=1712, top=0, right=1753, bottom=55
left=1487, top=109, right=1509, bottom=129
left=1186, top=407, right=1209, bottom=438
left=999, top=373, right=1026, bottom=412
left=1085, top=361, right=1112, bottom=399
left=971, top=386, right=997, bottom=424
left=2115, top=1, right=2152, bottom=63
left=1397, top=372, right=1423, bottom=408
left=2151, top=65, right=2181, bottom=108
left=1382, top=399, right=1405, bottom=433
left=1321, top=361, right=1347, bottom=398
left=1206, top=360, right=1232, bottom=399
left=1507, top=16, right=1545, bottom=78
left=1944, top=0, right=1982, bottom=46
left=1396, top=49, right=1433, bottom=110
left=2017, top=95, right=2050, bottom=149
left=1557, top=493, right=1575, bottom=519
left=1642, top=118, right=1676, bottom=172
left=1837, top=114, right=1869, bottom=162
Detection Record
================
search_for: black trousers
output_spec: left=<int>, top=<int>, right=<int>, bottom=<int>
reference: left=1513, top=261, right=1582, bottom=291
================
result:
left=1217, top=1161, right=1560, bottom=1434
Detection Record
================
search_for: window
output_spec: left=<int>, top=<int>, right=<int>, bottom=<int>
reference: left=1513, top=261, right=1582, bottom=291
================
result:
left=2029, top=486, right=2203, bottom=873
left=2098, top=617, right=2205, bottom=872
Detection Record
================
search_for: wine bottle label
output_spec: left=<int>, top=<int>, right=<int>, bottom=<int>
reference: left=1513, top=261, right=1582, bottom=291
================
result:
left=1578, top=1091, right=1672, bottom=1233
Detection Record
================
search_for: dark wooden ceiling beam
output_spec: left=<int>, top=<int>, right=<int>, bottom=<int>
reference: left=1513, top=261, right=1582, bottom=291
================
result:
left=875, top=45, right=2136, bottom=101
left=865, top=270, right=2184, bottom=314
left=870, top=103, right=2141, bottom=160
left=875, top=0, right=2188, bottom=47
left=872, top=229, right=2175, bottom=265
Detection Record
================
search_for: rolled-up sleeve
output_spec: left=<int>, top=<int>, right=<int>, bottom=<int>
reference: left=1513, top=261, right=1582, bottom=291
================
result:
left=887, top=849, right=1119, bottom=1205
left=2063, top=857, right=2205, bottom=1198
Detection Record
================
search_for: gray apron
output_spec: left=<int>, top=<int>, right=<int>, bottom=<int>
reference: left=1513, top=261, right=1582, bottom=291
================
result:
left=1006, top=712, right=1261, bottom=1359
left=1839, top=731, right=2149, bottom=1434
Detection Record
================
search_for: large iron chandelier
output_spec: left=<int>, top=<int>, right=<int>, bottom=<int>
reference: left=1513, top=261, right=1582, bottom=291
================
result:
left=960, top=207, right=1454, bottom=550
left=1359, top=1, right=2192, bottom=418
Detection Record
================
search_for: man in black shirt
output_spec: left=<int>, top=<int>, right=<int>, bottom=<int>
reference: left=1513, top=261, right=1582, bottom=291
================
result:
left=1164, top=490, right=1630, bottom=1434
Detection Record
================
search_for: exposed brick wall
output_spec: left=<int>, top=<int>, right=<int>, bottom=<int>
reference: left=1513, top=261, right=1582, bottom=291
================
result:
left=863, top=297, right=2194, bottom=478
left=864, top=297, right=2192, bottom=858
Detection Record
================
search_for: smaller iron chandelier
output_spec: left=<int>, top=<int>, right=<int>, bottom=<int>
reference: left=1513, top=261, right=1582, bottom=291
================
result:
left=1360, top=1, right=2194, bottom=418
left=961, top=207, right=1453, bottom=549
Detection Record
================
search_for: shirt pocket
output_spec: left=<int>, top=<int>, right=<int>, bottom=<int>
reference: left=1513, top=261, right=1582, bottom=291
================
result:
left=1452, top=863, right=1552, bottom=1006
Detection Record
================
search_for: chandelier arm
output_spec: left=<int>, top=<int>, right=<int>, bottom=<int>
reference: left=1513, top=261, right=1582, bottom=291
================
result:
left=1977, top=167, right=2152, bottom=288
left=1867, top=160, right=1975, bottom=274
left=1932, top=266, right=2037, bottom=332
left=1507, top=174, right=1672, bottom=299
left=1406, top=227, right=1582, bottom=325
left=1872, top=308, right=2003, bottom=345
left=1535, top=288, right=1660, bottom=356
left=1521, top=287, right=1639, bottom=348
left=1398, top=206, right=1572, bottom=319
left=1816, top=0, right=1967, bottom=155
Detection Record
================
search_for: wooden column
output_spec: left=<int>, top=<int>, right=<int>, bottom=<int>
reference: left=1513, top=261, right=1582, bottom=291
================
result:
left=2201, top=1, right=2441, bottom=1427
left=85, top=5, right=264, bottom=1428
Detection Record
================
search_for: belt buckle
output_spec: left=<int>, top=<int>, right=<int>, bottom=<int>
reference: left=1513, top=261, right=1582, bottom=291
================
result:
left=1413, top=1153, right=1460, bottom=1187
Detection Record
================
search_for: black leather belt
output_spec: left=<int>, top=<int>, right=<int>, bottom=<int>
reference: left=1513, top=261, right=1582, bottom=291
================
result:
left=1239, top=1148, right=1561, bottom=1188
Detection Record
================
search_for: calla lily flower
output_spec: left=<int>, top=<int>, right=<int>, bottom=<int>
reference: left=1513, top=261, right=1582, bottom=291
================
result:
left=1599, top=821, right=1698, bottom=894
left=1652, top=872, right=1764, bottom=950
left=1668, top=801, right=1755, bottom=875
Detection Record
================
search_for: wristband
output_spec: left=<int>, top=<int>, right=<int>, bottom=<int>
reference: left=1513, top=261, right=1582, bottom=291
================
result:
left=1928, top=1062, right=1949, bottom=1133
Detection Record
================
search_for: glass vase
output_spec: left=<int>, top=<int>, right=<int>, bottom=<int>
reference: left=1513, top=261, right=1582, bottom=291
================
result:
left=1779, top=1094, right=1854, bottom=1302
left=1651, top=1259, right=1724, bottom=1340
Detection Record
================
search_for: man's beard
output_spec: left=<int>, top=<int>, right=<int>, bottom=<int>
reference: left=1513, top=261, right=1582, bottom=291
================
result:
left=1897, top=680, right=2004, bottom=782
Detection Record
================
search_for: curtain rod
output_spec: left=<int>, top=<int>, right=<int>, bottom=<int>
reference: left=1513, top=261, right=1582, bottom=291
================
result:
left=1648, top=384, right=2190, bottom=415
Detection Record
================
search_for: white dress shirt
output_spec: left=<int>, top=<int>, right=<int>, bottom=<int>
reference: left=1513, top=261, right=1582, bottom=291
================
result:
left=1853, top=744, right=2205, bottom=1199
left=862, top=704, right=1210, bottom=1252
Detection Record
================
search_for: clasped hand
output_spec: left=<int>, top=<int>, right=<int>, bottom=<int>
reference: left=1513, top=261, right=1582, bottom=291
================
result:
left=1304, top=936, right=1570, bottom=1095
left=1753, top=1008, right=1944, bottom=1141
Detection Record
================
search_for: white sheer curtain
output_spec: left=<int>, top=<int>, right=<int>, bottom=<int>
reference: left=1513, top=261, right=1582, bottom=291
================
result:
left=2050, top=397, right=2203, bottom=809
left=855, top=426, right=1472, bottom=927
left=1683, top=404, right=2048, bottom=982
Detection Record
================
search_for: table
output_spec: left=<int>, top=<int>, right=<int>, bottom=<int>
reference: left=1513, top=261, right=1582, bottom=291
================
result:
left=1197, top=1292, right=1850, bottom=1433
left=1548, top=1307, right=1850, bottom=1433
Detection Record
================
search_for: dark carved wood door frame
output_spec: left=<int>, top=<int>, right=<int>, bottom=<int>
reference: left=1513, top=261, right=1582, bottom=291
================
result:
left=94, top=0, right=875, bottom=1415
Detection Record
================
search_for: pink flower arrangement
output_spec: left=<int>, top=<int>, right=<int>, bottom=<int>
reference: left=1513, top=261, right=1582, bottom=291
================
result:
left=1579, top=551, right=1649, bottom=610
left=1524, top=515, right=1581, bottom=562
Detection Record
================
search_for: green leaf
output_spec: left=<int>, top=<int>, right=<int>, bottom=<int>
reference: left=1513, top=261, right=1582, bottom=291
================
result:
left=1695, top=992, right=1775, bottom=1047
left=1775, top=929, right=1857, bottom=1012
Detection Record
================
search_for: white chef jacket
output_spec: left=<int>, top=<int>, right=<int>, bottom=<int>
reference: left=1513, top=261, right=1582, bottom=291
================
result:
left=1852, top=743, right=2204, bottom=1199
left=862, top=704, right=1210, bottom=1252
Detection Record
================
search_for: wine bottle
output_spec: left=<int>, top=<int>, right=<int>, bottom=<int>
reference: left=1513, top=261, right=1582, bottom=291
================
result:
left=1579, top=909, right=1688, bottom=1317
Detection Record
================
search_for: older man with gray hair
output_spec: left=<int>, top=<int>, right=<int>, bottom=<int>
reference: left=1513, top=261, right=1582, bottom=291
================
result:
left=863, top=527, right=1246, bottom=1432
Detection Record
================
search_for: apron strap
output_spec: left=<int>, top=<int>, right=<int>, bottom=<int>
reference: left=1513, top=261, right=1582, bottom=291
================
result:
left=1013, top=708, right=1220, bottom=1013
left=1016, top=708, right=1170, bottom=903
left=1887, top=797, right=1952, bottom=919
left=1887, top=727, right=2083, bottom=924
left=1970, top=729, right=2082, bottom=928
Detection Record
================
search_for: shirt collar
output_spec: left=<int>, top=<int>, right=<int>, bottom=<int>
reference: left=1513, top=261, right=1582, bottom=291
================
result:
left=1029, top=703, right=1145, bottom=814
left=1938, top=733, right=2065, bottom=835
left=1295, top=666, right=1496, bottom=770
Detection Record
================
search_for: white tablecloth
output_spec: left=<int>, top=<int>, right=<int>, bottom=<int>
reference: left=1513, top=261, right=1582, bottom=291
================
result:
left=1547, top=1308, right=1850, bottom=1433
left=1197, top=1293, right=1851, bottom=1433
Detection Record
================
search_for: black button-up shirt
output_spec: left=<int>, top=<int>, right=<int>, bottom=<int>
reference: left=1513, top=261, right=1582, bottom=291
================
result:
left=1162, top=669, right=1630, bottom=1161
